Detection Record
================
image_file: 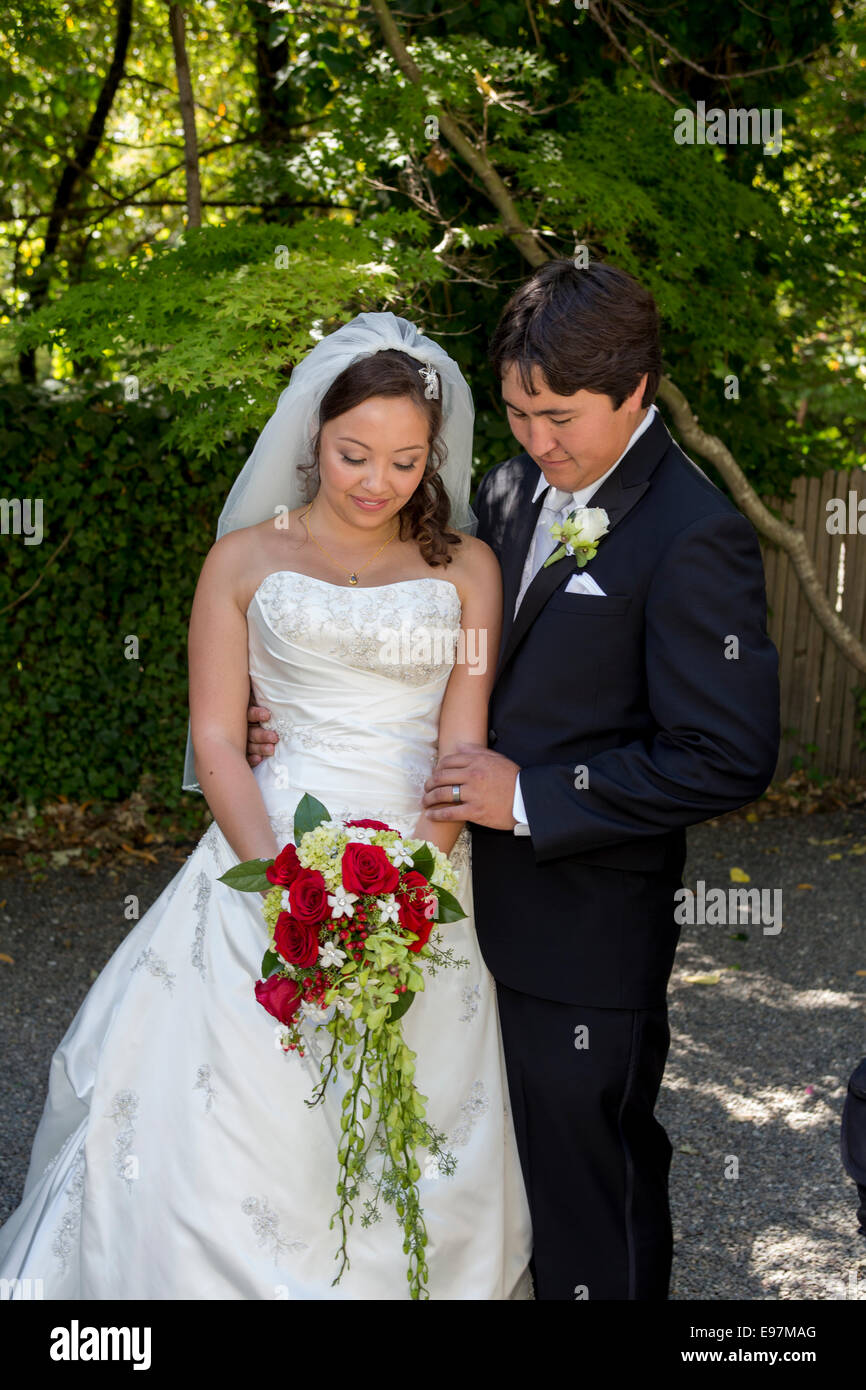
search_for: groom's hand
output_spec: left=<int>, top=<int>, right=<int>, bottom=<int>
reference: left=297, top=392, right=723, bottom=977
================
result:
left=246, top=702, right=278, bottom=766
left=423, top=743, right=520, bottom=830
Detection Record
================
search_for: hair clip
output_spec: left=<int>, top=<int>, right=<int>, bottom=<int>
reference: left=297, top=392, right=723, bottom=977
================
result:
left=418, top=363, right=440, bottom=400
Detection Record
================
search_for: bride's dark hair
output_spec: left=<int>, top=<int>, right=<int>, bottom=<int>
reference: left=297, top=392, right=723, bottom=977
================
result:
left=302, top=348, right=462, bottom=568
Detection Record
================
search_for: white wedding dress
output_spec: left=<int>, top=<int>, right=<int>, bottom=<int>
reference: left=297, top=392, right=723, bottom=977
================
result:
left=0, top=571, right=533, bottom=1300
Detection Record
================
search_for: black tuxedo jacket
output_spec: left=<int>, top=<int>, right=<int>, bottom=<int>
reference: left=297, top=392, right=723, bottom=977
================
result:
left=470, top=409, right=780, bottom=1008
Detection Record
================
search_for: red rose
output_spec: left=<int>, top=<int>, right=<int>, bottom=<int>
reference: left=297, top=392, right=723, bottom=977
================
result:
left=342, top=843, right=399, bottom=896
left=266, top=843, right=302, bottom=887
left=398, top=870, right=435, bottom=952
left=345, top=818, right=392, bottom=832
left=254, top=973, right=301, bottom=1024
left=288, top=868, right=329, bottom=926
left=275, top=911, right=320, bottom=968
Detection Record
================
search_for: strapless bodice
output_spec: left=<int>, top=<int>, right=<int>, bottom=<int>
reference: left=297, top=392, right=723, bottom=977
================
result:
left=246, top=570, right=462, bottom=833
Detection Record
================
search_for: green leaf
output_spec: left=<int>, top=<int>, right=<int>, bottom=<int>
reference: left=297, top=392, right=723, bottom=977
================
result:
left=432, top=886, right=467, bottom=923
left=410, top=844, right=434, bottom=878
left=293, top=793, right=331, bottom=839
left=261, top=948, right=280, bottom=978
left=218, top=859, right=273, bottom=892
left=387, top=990, right=415, bottom=1023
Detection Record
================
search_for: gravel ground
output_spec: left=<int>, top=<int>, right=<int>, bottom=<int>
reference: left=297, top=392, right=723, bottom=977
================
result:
left=662, top=807, right=866, bottom=1300
left=1, top=810, right=864, bottom=1300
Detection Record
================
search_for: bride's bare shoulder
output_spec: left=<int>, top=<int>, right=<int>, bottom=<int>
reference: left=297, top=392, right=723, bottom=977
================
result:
left=445, top=530, right=498, bottom=571
left=195, top=518, right=280, bottom=599
left=442, top=531, right=501, bottom=595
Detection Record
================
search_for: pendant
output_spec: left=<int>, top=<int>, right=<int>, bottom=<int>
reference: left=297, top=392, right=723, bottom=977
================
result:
left=349, top=574, right=359, bottom=585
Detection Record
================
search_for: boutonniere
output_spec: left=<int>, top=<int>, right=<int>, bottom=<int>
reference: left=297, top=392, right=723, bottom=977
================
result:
left=543, top=506, right=610, bottom=569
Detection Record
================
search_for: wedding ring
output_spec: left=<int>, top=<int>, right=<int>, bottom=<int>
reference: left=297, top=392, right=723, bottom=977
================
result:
left=451, top=784, right=462, bottom=805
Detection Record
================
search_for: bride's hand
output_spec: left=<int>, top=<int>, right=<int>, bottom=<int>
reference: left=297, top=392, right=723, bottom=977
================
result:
left=246, top=702, right=278, bottom=767
left=411, top=811, right=462, bottom=858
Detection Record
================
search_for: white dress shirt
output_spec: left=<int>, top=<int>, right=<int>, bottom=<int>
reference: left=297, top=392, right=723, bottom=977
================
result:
left=511, top=404, right=657, bottom=832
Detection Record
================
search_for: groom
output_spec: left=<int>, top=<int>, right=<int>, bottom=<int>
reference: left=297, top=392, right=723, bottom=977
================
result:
left=420, top=259, right=779, bottom=1301
left=246, top=260, right=780, bottom=1299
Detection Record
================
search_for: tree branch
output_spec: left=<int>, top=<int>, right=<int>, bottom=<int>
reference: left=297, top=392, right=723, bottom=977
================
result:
left=371, top=0, right=866, bottom=678
left=18, top=0, right=133, bottom=379
left=368, top=0, right=547, bottom=266
left=0, top=530, right=75, bottom=616
left=586, top=1, right=681, bottom=106
left=168, top=4, right=202, bottom=228
left=656, top=376, right=866, bottom=674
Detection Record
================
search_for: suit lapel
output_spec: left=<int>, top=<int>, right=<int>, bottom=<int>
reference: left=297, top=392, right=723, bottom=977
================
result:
left=496, top=458, right=545, bottom=663
left=496, top=411, right=671, bottom=678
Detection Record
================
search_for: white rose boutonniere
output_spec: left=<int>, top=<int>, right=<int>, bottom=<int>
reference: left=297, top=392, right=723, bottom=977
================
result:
left=543, top=506, right=610, bottom=570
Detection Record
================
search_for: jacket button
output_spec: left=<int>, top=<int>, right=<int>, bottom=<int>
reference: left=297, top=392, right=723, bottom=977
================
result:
left=488, top=728, right=497, bottom=744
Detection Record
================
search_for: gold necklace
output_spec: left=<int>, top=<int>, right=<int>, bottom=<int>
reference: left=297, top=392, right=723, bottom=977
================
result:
left=300, top=503, right=400, bottom=585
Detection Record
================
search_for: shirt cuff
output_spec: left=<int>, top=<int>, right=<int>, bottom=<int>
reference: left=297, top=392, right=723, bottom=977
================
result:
left=512, top=776, right=530, bottom=836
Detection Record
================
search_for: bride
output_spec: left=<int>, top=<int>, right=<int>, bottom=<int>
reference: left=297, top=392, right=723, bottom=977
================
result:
left=0, top=312, right=533, bottom=1300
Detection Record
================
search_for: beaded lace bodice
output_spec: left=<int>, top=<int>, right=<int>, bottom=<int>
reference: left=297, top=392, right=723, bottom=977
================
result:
left=246, top=570, right=463, bottom=835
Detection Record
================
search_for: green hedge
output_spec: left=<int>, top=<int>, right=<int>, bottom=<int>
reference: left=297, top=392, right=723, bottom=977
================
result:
left=0, top=382, right=253, bottom=815
left=0, top=378, right=518, bottom=817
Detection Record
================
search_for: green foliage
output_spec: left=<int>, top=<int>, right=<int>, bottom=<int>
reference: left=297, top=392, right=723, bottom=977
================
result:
left=0, top=380, right=253, bottom=810
left=7, top=215, right=448, bottom=457
left=853, top=686, right=866, bottom=754
left=1, top=0, right=863, bottom=812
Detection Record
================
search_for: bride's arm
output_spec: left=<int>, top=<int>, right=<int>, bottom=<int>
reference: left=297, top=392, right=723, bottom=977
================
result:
left=188, top=536, right=280, bottom=866
left=412, top=539, right=503, bottom=855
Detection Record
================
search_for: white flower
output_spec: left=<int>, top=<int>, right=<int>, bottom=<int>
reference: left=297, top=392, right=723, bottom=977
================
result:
left=318, top=940, right=347, bottom=969
left=554, top=506, right=609, bottom=547
left=328, top=888, right=358, bottom=919
left=545, top=506, right=610, bottom=571
left=376, top=895, right=402, bottom=925
left=300, top=1000, right=330, bottom=1024
left=280, top=889, right=291, bottom=912
left=334, top=997, right=354, bottom=1017
left=343, top=823, right=375, bottom=843
left=386, top=839, right=415, bottom=868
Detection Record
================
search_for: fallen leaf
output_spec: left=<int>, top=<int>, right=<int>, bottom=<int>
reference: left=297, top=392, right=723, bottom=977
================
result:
left=797, top=883, right=814, bottom=890
left=119, top=842, right=159, bottom=864
left=828, top=853, right=843, bottom=861
left=50, top=848, right=83, bottom=867
left=0, top=952, right=13, bottom=965
left=683, top=971, right=722, bottom=985
left=730, top=867, right=750, bottom=883
left=856, top=970, right=866, bottom=977
left=678, top=1142, right=700, bottom=1154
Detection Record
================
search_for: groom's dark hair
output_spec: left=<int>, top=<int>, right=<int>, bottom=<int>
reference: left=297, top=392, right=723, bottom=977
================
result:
left=489, top=259, right=661, bottom=409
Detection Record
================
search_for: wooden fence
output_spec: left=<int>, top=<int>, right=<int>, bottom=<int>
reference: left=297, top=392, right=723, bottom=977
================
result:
left=760, top=466, right=866, bottom=780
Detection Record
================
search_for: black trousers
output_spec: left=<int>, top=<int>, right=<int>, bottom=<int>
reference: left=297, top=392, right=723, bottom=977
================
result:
left=495, top=981, right=673, bottom=1301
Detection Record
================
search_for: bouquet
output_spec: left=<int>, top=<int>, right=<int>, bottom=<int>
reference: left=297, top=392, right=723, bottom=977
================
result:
left=218, top=794, right=468, bottom=1299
